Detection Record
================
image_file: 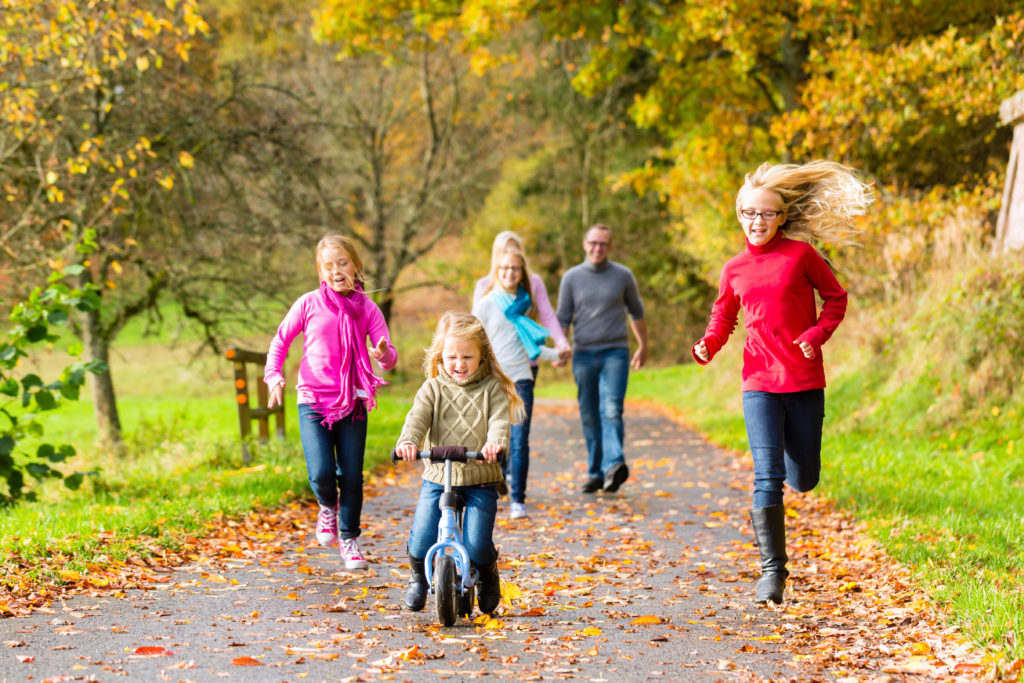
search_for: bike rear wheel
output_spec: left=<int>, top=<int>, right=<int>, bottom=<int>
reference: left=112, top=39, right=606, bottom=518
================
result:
left=434, top=555, right=457, bottom=626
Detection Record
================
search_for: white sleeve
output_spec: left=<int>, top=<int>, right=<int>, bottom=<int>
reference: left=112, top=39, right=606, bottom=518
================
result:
left=537, top=346, right=560, bottom=362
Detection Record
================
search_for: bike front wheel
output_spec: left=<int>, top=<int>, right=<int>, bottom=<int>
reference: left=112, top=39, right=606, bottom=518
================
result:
left=434, top=555, right=457, bottom=627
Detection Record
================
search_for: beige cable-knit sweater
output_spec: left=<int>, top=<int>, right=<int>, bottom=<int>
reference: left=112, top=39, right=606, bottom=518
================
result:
left=397, top=365, right=510, bottom=488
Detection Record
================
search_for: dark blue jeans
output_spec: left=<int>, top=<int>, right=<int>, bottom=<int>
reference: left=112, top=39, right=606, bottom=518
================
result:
left=298, top=404, right=367, bottom=539
left=407, top=480, right=498, bottom=566
left=506, top=379, right=535, bottom=504
left=742, top=389, right=825, bottom=509
left=572, top=347, right=630, bottom=480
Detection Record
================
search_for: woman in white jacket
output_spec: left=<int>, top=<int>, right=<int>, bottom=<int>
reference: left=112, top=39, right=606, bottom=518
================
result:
left=473, top=246, right=567, bottom=519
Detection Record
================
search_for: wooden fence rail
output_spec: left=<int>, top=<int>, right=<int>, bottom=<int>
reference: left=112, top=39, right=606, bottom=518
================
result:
left=225, top=347, right=284, bottom=463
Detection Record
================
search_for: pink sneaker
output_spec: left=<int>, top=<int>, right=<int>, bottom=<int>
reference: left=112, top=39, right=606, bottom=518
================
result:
left=315, top=504, right=339, bottom=547
left=339, top=537, right=368, bottom=570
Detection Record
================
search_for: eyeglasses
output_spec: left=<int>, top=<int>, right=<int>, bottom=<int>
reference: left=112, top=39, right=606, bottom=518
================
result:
left=585, top=240, right=610, bottom=248
left=497, top=265, right=522, bottom=273
left=740, top=209, right=783, bottom=221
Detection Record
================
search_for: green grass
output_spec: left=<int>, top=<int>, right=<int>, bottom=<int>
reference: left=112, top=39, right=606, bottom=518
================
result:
left=4, top=387, right=411, bottom=573
left=0, top=385, right=411, bottom=577
left=0, top=314, right=415, bottom=581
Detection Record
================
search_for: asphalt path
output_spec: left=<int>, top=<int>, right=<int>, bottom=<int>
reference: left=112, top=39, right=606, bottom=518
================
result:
left=0, top=402, right=801, bottom=682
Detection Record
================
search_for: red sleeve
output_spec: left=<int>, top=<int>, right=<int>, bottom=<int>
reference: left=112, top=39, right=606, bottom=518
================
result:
left=693, top=263, right=740, bottom=364
left=795, top=249, right=847, bottom=349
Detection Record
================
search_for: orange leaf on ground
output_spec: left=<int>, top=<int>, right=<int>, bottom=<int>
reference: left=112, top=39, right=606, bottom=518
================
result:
left=231, top=656, right=263, bottom=666
left=631, top=615, right=663, bottom=625
left=398, top=646, right=424, bottom=660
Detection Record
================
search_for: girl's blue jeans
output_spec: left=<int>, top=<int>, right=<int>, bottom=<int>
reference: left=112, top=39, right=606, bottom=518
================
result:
left=505, top=379, right=535, bottom=504
left=742, top=389, right=825, bottom=509
left=407, top=480, right=498, bottom=566
left=297, top=403, right=366, bottom=540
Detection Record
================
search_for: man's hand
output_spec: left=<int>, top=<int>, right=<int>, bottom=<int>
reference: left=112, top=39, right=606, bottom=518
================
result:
left=630, top=346, right=647, bottom=371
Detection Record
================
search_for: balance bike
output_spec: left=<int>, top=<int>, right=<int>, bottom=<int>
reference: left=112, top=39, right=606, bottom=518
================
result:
left=391, top=445, right=504, bottom=627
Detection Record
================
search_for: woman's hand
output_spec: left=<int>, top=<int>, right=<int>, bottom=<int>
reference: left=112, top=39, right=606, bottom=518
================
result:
left=267, top=381, right=285, bottom=408
left=793, top=339, right=815, bottom=359
left=481, top=442, right=502, bottom=463
left=693, top=340, right=710, bottom=363
left=396, top=442, right=419, bottom=461
left=369, top=337, right=389, bottom=360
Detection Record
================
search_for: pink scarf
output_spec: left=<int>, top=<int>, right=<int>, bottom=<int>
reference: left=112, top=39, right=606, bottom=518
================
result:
left=315, top=281, right=387, bottom=427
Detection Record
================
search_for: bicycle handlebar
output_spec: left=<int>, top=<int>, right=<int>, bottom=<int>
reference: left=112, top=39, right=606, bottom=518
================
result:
left=389, top=445, right=505, bottom=466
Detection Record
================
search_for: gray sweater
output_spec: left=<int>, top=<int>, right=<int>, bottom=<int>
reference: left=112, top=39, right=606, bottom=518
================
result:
left=397, top=366, right=509, bottom=488
left=556, top=260, right=645, bottom=352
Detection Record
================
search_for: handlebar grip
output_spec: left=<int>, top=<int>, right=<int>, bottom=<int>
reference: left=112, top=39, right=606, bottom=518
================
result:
left=390, top=447, right=506, bottom=464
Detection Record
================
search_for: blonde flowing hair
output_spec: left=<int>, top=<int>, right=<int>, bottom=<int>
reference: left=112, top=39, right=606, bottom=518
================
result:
left=738, top=160, right=874, bottom=246
left=482, top=246, right=536, bottom=317
left=316, top=234, right=367, bottom=287
left=423, top=311, right=526, bottom=424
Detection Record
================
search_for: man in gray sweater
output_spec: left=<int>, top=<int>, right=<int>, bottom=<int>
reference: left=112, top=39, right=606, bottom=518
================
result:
left=556, top=224, right=648, bottom=494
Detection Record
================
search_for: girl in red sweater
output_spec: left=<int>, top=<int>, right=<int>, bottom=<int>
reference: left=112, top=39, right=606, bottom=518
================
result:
left=693, top=160, right=872, bottom=604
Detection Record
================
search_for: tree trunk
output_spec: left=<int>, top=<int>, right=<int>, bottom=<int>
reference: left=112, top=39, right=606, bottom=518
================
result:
left=78, top=306, right=123, bottom=447
left=379, top=290, right=394, bottom=327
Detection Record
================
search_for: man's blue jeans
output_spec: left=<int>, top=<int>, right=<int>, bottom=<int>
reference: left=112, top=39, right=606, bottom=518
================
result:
left=572, top=347, right=630, bottom=480
left=742, top=389, right=825, bottom=509
left=297, top=404, right=367, bottom=539
left=506, top=379, right=535, bottom=504
left=407, top=480, right=498, bottom=566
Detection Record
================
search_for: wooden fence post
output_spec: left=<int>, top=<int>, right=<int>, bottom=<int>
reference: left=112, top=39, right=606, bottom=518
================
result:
left=225, top=347, right=285, bottom=463
left=995, top=91, right=1024, bottom=253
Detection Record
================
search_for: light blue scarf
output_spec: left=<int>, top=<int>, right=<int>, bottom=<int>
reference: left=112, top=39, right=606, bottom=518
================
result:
left=493, top=285, right=551, bottom=361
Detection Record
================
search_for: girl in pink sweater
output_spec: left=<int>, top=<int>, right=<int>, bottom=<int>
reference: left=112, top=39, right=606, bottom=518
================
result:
left=693, top=161, right=872, bottom=604
left=265, top=235, right=397, bottom=570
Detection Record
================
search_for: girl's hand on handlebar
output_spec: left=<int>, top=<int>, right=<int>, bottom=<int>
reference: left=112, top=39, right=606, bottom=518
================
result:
left=396, top=442, right=419, bottom=461
left=481, top=442, right=502, bottom=463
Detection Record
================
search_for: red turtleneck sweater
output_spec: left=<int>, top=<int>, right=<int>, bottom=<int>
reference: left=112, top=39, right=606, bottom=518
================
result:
left=692, top=233, right=847, bottom=392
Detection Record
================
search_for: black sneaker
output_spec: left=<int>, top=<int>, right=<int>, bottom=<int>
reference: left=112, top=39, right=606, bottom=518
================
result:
left=603, top=463, right=629, bottom=492
left=581, top=477, right=603, bottom=494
